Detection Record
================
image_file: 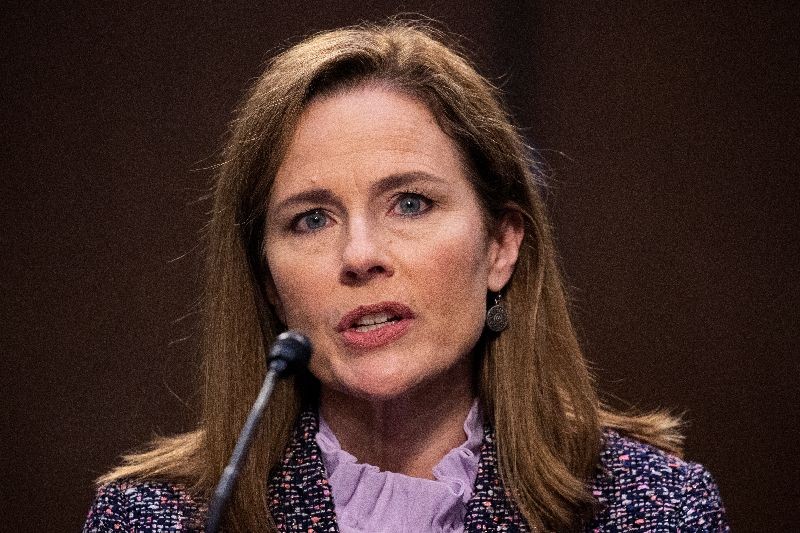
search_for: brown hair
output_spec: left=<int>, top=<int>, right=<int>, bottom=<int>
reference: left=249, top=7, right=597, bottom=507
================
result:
left=101, top=20, right=682, bottom=531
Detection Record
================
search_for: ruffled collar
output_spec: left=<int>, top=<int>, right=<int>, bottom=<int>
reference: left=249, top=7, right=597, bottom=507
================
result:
left=315, top=401, right=483, bottom=532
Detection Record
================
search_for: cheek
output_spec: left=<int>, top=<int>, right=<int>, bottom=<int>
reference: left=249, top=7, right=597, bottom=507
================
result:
left=266, top=244, right=331, bottom=329
left=412, top=222, right=492, bottom=316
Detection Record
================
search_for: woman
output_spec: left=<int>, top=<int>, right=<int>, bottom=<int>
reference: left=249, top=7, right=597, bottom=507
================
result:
left=84, top=21, right=728, bottom=532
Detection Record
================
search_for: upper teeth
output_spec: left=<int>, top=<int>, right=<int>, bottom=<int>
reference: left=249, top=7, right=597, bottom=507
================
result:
left=354, top=312, right=394, bottom=327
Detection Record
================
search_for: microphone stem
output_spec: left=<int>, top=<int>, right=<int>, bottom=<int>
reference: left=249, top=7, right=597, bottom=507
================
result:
left=205, top=368, right=279, bottom=533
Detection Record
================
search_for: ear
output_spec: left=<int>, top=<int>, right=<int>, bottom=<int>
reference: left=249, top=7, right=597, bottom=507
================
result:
left=487, top=207, right=525, bottom=292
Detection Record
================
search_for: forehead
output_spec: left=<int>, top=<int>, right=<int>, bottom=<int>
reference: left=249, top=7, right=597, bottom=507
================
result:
left=269, top=85, right=470, bottom=200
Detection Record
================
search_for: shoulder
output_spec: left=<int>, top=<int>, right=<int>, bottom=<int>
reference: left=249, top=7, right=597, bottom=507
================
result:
left=83, top=479, right=206, bottom=532
left=588, top=430, right=729, bottom=531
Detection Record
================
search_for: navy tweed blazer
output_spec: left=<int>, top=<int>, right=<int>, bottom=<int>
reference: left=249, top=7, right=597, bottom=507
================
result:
left=84, top=410, right=729, bottom=532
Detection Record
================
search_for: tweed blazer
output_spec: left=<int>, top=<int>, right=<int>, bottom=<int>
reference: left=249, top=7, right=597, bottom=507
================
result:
left=84, top=410, right=729, bottom=532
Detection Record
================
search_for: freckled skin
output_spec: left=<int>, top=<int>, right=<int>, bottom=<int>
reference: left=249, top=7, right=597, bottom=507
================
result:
left=264, top=85, right=522, bottom=475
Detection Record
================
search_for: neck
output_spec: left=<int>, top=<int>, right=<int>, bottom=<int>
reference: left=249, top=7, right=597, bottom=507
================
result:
left=319, top=362, right=475, bottom=479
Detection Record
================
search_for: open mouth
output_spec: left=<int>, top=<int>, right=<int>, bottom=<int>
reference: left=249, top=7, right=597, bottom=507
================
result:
left=351, top=311, right=402, bottom=332
left=337, top=302, right=414, bottom=331
left=337, top=302, right=415, bottom=349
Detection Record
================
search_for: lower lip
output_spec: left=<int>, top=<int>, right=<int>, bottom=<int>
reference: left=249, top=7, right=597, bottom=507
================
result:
left=340, top=318, right=413, bottom=349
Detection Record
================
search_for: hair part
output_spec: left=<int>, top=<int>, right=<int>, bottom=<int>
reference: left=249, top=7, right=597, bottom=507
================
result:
left=100, top=19, right=683, bottom=531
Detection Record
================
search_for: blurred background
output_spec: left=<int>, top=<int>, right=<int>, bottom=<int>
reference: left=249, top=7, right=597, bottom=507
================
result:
left=3, top=2, right=797, bottom=531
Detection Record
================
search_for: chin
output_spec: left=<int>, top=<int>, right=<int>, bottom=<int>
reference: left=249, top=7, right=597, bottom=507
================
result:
left=342, top=379, right=418, bottom=401
left=321, top=362, right=427, bottom=401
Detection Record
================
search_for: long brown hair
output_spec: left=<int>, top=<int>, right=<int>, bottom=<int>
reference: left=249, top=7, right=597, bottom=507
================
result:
left=101, top=20, right=682, bottom=531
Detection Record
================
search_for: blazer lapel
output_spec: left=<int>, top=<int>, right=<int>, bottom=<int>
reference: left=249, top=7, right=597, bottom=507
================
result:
left=268, top=409, right=339, bottom=532
left=464, top=424, right=529, bottom=532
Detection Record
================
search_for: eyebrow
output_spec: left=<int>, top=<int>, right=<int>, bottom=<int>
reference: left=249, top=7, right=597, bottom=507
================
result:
left=272, top=188, right=343, bottom=214
left=370, top=171, right=448, bottom=197
left=271, top=171, right=448, bottom=214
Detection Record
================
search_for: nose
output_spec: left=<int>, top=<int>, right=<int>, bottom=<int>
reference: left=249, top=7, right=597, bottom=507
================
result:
left=339, top=217, right=394, bottom=285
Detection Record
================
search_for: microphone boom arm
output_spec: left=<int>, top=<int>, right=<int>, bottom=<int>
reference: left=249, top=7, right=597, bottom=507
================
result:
left=205, top=331, right=312, bottom=533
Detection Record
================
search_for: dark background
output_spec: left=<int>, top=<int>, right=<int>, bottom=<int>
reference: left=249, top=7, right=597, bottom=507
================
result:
left=3, top=2, right=797, bottom=531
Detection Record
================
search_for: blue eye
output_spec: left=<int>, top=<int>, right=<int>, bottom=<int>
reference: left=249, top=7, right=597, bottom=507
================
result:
left=294, top=209, right=329, bottom=232
left=394, top=193, right=431, bottom=216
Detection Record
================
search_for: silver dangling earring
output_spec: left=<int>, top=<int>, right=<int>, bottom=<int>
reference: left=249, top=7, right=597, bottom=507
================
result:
left=485, top=292, right=509, bottom=332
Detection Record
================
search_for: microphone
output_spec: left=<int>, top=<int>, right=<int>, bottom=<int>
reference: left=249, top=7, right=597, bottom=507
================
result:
left=205, top=331, right=313, bottom=533
left=267, top=330, right=313, bottom=377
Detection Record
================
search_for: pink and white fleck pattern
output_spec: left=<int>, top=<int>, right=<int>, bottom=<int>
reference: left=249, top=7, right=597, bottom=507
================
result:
left=84, top=406, right=729, bottom=532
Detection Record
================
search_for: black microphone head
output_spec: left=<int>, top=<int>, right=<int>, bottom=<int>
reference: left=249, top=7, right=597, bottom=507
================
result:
left=268, top=331, right=313, bottom=377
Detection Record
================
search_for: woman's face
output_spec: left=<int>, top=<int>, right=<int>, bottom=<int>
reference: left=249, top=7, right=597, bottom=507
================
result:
left=264, top=85, right=522, bottom=400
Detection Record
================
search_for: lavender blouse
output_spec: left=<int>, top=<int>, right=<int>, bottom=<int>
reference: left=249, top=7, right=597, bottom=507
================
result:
left=315, top=402, right=483, bottom=533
